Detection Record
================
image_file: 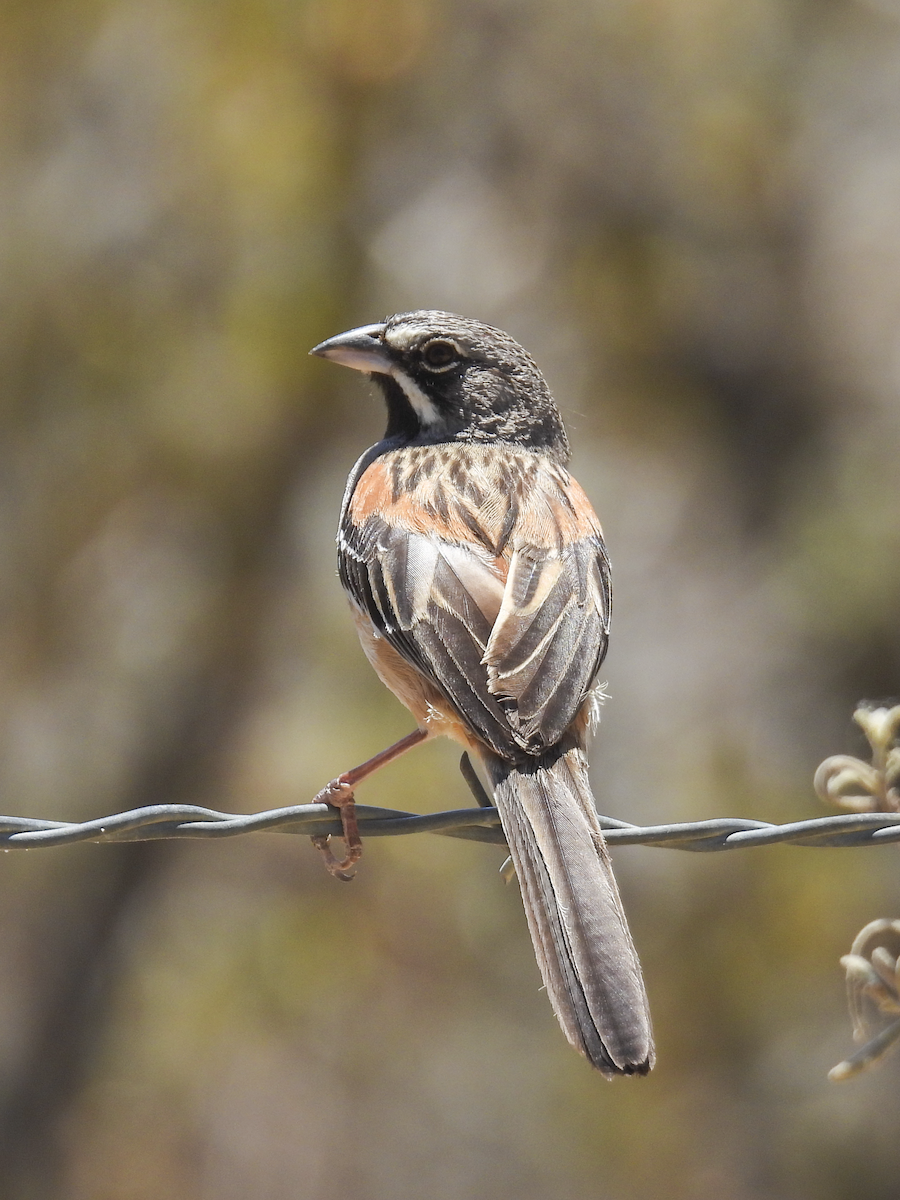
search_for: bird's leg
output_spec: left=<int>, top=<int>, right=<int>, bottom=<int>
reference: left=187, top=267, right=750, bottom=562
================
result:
left=458, top=752, right=494, bottom=808
left=311, top=728, right=428, bottom=881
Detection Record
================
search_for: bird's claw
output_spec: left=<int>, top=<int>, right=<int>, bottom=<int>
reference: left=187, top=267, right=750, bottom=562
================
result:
left=311, top=777, right=363, bottom=881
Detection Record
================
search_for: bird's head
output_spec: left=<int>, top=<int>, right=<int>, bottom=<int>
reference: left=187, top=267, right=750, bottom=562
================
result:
left=311, top=310, right=570, bottom=462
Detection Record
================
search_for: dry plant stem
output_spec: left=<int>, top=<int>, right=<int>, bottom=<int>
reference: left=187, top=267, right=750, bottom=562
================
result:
left=828, top=1017, right=900, bottom=1081
left=814, top=704, right=900, bottom=812
left=311, top=728, right=428, bottom=880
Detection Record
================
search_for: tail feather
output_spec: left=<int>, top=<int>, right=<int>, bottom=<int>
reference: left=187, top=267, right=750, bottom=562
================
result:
left=484, top=745, right=654, bottom=1076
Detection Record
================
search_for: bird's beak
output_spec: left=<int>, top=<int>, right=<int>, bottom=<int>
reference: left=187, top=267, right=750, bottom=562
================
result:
left=309, top=323, right=391, bottom=374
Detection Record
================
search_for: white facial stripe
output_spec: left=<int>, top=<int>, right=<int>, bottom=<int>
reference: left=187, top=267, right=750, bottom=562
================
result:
left=390, top=366, right=442, bottom=426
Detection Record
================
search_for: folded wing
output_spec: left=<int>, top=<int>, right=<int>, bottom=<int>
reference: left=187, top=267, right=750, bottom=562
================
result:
left=484, top=538, right=610, bottom=749
left=339, top=464, right=611, bottom=761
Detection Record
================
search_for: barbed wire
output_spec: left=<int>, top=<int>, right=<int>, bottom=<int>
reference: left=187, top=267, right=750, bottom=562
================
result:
left=3, top=800, right=900, bottom=851
left=5, top=705, right=897, bottom=1084
left=3, top=705, right=898, bottom=855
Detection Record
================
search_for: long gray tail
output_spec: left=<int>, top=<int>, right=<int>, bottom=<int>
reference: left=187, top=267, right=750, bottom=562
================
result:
left=484, top=745, right=654, bottom=1076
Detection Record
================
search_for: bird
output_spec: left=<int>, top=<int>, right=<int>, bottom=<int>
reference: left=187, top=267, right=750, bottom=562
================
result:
left=309, top=310, right=654, bottom=1077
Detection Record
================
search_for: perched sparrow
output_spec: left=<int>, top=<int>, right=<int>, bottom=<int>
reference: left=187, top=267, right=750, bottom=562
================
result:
left=310, top=311, right=653, bottom=1076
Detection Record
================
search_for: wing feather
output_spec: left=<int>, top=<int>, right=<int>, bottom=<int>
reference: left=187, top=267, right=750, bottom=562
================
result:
left=339, top=453, right=611, bottom=760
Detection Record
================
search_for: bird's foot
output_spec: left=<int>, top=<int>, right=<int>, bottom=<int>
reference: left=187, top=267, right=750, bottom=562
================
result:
left=311, top=776, right=362, bottom=882
left=309, top=730, right=428, bottom=881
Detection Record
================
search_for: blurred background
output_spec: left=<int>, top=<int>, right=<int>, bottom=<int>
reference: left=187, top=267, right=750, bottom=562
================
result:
left=0, top=0, right=899, bottom=1196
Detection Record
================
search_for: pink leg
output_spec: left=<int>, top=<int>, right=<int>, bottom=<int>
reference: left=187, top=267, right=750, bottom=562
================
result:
left=311, top=728, right=428, bottom=881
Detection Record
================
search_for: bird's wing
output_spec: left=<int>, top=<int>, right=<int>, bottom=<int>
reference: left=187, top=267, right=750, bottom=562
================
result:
left=339, top=450, right=610, bottom=759
left=482, top=535, right=610, bottom=748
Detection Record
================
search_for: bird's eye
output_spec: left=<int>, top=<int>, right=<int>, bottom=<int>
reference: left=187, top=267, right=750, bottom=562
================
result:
left=420, top=339, right=460, bottom=370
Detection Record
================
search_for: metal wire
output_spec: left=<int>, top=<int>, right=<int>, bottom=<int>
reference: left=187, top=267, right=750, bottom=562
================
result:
left=4, top=707, right=896, bottom=854
left=2, top=801, right=900, bottom=851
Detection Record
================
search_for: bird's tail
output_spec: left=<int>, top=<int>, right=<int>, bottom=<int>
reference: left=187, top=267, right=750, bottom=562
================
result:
left=483, top=745, right=654, bottom=1077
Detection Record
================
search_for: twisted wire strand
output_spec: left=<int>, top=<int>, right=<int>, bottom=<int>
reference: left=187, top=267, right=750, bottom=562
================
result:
left=2, top=803, right=900, bottom=850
